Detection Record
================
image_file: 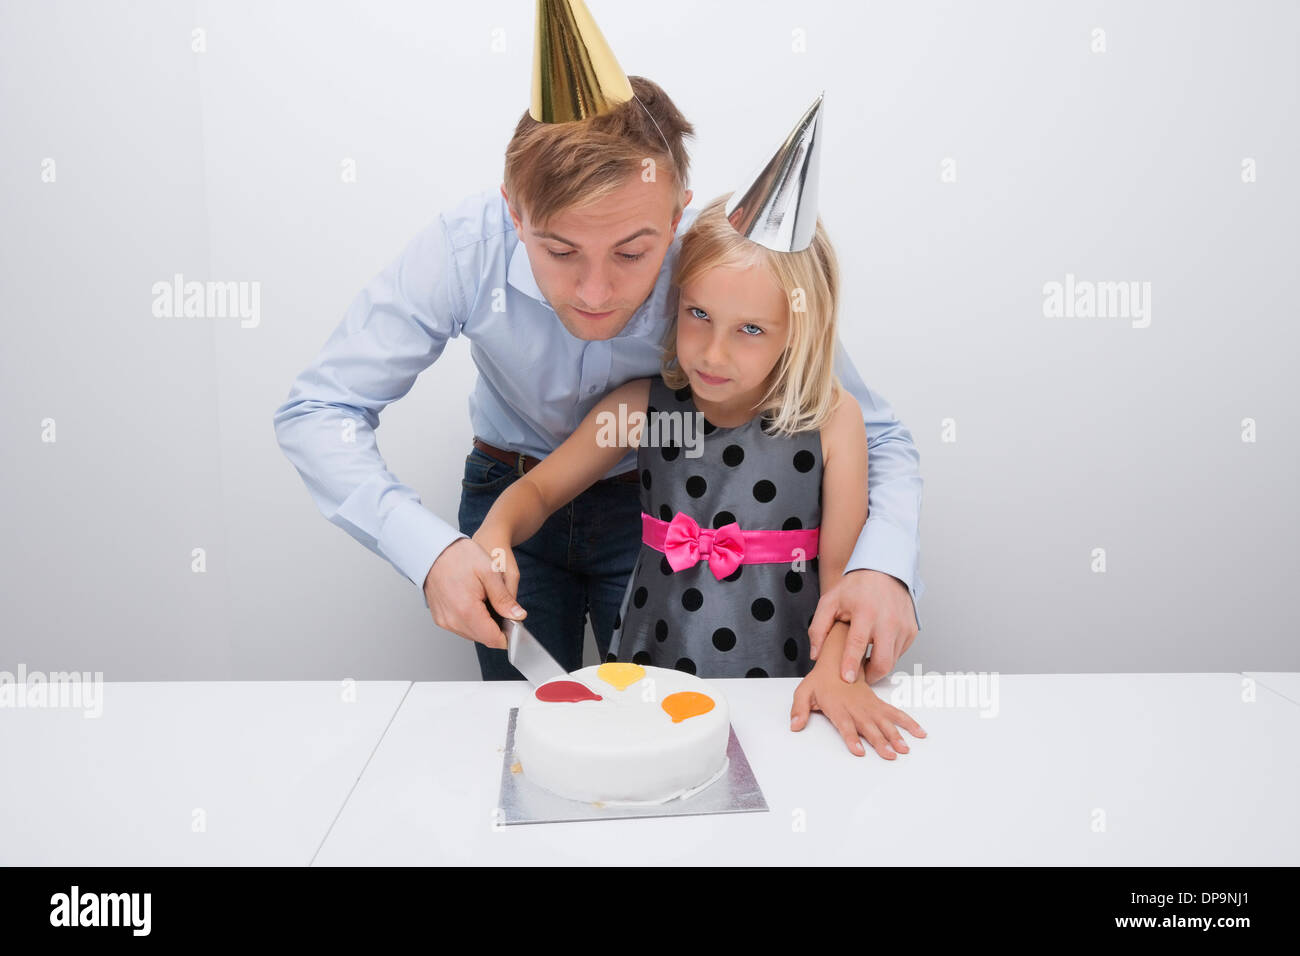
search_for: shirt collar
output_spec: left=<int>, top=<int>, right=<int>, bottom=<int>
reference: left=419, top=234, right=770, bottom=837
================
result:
left=507, top=238, right=551, bottom=310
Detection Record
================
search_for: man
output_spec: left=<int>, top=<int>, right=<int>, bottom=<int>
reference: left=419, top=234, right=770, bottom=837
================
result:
left=273, top=2, right=923, bottom=685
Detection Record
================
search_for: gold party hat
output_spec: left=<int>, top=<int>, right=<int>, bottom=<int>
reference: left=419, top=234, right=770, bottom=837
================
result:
left=725, top=92, right=825, bottom=252
left=530, top=0, right=635, bottom=123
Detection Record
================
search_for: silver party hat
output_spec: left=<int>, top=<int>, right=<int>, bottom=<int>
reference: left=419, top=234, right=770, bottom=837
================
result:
left=724, top=92, right=824, bottom=252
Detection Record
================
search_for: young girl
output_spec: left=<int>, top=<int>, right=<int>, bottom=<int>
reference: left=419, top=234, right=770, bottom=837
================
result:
left=472, top=193, right=925, bottom=760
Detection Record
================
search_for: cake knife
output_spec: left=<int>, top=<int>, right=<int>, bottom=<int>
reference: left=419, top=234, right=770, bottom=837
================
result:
left=485, top=603, right=568, bottom=686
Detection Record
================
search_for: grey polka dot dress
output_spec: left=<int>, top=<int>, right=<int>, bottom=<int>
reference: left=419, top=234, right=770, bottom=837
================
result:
left=607, top=377, right=823, bottom=678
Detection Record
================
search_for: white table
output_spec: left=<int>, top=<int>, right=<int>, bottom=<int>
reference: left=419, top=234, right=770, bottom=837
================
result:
left=1245, top=672, right=1300, bottom=707
left=4, top=675, right=1296, bottom=865
left=314, top=672, right=1300, bottom=866
left=0, top=681, right=409, bottom=865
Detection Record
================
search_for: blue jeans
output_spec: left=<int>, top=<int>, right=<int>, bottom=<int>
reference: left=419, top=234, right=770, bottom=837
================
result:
left=457, top=446, right=643, bottom=680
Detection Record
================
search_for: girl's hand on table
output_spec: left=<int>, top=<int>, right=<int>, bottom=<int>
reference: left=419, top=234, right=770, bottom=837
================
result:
left=789, top=663, right=927, bottom=759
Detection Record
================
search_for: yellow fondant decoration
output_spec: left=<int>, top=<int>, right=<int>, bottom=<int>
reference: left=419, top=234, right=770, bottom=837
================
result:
left=596, top=662, right=646, bottom=691
left=662, top=691, right=715, bottom=723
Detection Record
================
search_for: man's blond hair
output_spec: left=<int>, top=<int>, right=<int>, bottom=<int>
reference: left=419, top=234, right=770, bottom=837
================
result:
left=502, top=76, right=695, bottom=226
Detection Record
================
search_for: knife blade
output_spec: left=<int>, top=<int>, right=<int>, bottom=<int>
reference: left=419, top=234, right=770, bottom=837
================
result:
left=485, top=603, right=568, bottom=687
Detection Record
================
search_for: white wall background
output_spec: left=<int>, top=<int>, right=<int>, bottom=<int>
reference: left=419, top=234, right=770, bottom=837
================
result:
left=1, top=0, right=1295, bottom=681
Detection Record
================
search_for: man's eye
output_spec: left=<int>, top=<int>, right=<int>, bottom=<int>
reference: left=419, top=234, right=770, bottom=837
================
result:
left=688, top=307, right=708, bottom=319
left=741, top=323, right=764, bottom=335
left=547, top=249, right=642, bottom=261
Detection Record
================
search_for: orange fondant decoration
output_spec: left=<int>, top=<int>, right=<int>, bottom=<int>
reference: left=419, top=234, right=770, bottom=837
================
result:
left=662, top=691, right=715, bottom=723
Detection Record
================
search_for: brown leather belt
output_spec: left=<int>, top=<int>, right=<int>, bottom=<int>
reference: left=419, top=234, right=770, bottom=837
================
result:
left=472, top=437, right=640, bottom=483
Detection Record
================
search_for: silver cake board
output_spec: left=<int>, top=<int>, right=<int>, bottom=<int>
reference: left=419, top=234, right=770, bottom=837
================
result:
left=496, top=707, right=769, bottom=825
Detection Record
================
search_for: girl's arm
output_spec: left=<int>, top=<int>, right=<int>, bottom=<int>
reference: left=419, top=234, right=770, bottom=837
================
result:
left=788, top=391, right=926, bottom=759
left=817, top=386, right=870, bottom=591
left=477, top=377, right=652, bottom=549
left=808, top=387, right=870, bottom=677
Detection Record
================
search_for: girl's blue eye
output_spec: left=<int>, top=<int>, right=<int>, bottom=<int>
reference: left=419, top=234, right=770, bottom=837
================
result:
left=619, top=252, right=645, bottom=262
left=688, top=307, right=708, bottom=319
left=741, top=323, right=763, bottom=335
left=547, top=249, right=573, bottom=259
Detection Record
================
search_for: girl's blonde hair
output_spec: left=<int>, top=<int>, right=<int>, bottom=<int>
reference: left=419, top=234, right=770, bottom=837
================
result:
left=661, top=194, right=844, bottom=435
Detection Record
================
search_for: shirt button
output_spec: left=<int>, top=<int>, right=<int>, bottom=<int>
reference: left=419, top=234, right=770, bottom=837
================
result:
left=588, top=386, right=597, bottom=393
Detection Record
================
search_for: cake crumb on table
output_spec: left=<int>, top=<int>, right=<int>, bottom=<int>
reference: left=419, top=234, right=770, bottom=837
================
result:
left=510, top=761, right=522, bottom=774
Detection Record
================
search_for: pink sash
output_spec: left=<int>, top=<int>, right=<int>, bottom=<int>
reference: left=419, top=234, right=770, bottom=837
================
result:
left=641, top=511, right=819, bottom=581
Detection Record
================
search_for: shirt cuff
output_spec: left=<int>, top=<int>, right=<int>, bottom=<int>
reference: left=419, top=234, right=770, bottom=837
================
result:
left=844, top=515, right=925, bottom=631
left=377, top=498, right=468, bottom=601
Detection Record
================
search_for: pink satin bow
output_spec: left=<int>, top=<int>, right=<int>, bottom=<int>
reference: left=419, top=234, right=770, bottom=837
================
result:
left=662, top=512, right=746, bottom=580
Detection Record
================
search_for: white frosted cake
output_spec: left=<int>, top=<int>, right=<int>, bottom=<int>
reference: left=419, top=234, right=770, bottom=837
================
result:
left=514, top=663, right=730, bottom=805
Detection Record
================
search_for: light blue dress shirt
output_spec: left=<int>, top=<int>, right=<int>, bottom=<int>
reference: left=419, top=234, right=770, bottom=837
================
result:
left=273, top=188, right=926, bottom=627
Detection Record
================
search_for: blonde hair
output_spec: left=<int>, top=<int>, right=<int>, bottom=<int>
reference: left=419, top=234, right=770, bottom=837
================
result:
left=502, top=76, right=695, bottom=228
left=661, top=194, right=844, bottom=435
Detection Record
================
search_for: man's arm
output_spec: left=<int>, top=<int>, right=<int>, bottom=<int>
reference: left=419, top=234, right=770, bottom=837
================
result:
left=833, top=337, right=925, bottom=630
left=272, top=215, right=468, bottom=600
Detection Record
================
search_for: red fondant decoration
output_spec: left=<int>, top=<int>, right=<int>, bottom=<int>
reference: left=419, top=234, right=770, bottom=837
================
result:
left=535, top=680, right=603, bottom=703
